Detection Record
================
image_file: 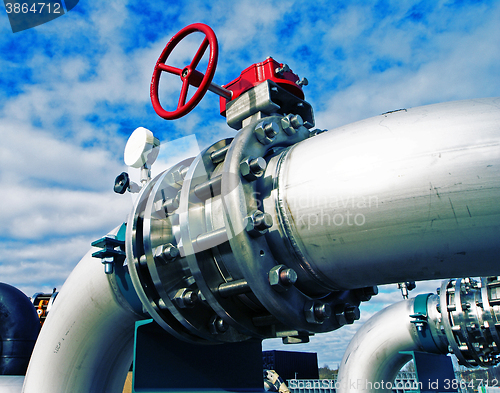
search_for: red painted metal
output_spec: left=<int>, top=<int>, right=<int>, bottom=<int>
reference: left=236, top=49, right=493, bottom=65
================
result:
left=150, top=23, right=218, bottom=120
left=219, top=57, right=304, bottom=117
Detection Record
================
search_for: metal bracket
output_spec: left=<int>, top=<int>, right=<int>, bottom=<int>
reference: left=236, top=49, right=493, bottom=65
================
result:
left=92, top=235, right=126, bottom=274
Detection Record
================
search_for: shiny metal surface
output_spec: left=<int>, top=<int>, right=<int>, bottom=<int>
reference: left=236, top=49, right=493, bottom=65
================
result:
left=276, top=98, right=500, bottom=289
left=337, top=298, right=421, bottom=393
left=23, top=230, right=143, bottom=393
left=126, top=97, right=500, bottom=345
left=338, top=275, right=500, bottom=393
left=436, top=277, right=500, bottom=367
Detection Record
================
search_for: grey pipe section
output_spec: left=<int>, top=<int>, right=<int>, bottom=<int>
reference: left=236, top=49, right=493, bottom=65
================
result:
left=276, top=98, right=500, bottom=290
left=22, top=232, right=143, bottom=393
left=337, top=298, right=428, bottom=393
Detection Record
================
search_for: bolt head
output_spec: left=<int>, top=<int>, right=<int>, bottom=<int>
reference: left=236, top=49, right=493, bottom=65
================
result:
left=168, top=165, right=187, bottom=186
left=245, top=210, right=273, bottom=237
left=254, top=121, right=280, bottom=145
left=174, top=288, right=198, bottom=308
left=209, top=315, right=228, bottom=334
left=280, top=116, right=295, bottom=136
left=305, top=301, right=330, bottom=324
left=344, top=305, right=360, bottom=324
left=269, top=265, right=297, bottom=292
left=240, top=156, right=267, bottom=181
left=356, top=286, right=378, bottom=302
left=154, top=243, right=179, bottom=262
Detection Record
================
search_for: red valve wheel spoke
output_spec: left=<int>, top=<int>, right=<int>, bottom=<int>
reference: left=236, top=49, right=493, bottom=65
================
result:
left=157, top=64, right=182, bottom=75
left=178, top=80, right=189, bottom=108
left=190, top=37, right=209, bottom=70
left=150, top=23, right=218, bottom=120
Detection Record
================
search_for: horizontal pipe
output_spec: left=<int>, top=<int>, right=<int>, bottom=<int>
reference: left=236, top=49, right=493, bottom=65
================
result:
left=276, top=98, right=500, bottom=290
left=23, top=229, right=143, bottom=393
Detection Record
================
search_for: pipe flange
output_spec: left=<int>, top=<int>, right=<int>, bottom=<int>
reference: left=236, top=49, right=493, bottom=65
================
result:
left=220, top=114, right=344, bottom=334
left=126, top=160, right=206, bottom=343
left=178, top=138, right=265, bottom=341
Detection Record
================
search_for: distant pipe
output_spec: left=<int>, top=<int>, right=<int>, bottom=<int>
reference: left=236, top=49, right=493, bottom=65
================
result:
left=0, top=283, right=40, bottom=375
left=338, top=276, right=500, bottom=392
left=22, top=229, right=144, bottom=393
left=336, top=298, right=423, bottom=393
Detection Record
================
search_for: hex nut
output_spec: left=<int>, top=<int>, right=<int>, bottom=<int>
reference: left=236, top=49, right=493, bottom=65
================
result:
left=344, top=305, right=360, bottom=324
left=281, top=116, right=295, bottom=136
left=245, top=210, right=273, bottom=237
left=304, top=301, right=331, bottom=324
left=154, top=243, right=179, bottom=262
left=209, top=315, right=228, bottom=334
left=173, top=288, right=198, bottom=309
left=269, top=265, right=298, bottom=292
left=167, top=165, right=187, bottom=186
left=240, top=156, right=267, bottom=181
left=334, top=305, right=347, bottom=327
left=254, top=121, right=280, bottom=145
left=356, top=286, right=378, bottom=302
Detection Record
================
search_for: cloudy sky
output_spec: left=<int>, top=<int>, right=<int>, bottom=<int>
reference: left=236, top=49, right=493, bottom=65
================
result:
left=1, top=0, right=499, bottom=368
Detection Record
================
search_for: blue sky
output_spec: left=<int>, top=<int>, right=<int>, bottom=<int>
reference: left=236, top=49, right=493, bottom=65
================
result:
left=1, top=0, right=499, bottom=368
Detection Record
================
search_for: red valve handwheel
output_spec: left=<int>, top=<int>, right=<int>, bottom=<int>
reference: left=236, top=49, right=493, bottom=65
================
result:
left=150, top=23, right=219, bottom=120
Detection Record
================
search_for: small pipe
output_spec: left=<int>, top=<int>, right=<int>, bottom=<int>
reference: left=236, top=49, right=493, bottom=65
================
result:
left=337, top=298, right=433, bottom=393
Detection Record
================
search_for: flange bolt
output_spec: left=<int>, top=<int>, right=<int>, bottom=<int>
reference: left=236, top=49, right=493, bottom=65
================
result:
left=245, top=210, right=273, bottom=237
left=174, top=288, right=198, bottom=309
left=315, top=303, right=332, bottom=321
left=344, top=305, right=360, bottom=324
left=209, top=315, right=229, bottom=334
left=240, top=156, right=267, bottom=181
left=269, top=265, right=298, bottom=292
left=355, top=285, right=378, bottom=302
left=154, top=243, right=179, bottom=262
left=255, top=121, right=280, bottom=145
left=281, top=114, right=304, bottom=135
left=305, top=301, right=331, bottom=324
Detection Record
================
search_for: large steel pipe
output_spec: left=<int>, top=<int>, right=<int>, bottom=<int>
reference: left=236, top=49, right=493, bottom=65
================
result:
left=23, top=229, right=143, bottom=393
left=274, top=98, right=500, bottom=291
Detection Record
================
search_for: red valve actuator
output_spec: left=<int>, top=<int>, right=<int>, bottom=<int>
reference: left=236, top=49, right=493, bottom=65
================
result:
left=219, top=57, right=305, bottom=117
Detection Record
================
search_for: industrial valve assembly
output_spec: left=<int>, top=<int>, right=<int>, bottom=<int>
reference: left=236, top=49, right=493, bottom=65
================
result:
left=1, top=23, right=499, bottom=393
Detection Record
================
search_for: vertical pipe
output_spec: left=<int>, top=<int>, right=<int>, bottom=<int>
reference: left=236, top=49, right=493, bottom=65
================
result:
left=23, top=242, right=143, bottom=393
left=337, top=299, right=423, bottom=393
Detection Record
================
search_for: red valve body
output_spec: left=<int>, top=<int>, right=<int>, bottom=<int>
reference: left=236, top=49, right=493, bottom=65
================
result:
left=219, top=57, right=304, bottom=117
